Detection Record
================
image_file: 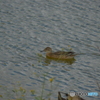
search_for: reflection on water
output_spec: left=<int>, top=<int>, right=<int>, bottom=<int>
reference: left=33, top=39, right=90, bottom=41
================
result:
left=43, top=57, right=76, bottom=66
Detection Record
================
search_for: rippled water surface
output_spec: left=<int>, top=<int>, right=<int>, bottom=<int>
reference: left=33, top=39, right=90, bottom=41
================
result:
left=0, top=0, right=100, bottom=100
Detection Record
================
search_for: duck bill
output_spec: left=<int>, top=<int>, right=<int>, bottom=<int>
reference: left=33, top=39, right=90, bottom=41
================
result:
left=40, top=50, right=44, bottom=52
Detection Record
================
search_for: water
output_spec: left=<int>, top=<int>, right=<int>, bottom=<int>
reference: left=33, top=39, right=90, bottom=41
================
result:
left=0, top=0, right=100, bottom=100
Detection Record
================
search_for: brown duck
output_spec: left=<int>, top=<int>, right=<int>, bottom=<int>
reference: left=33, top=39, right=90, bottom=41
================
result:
left=41, top=47, right=76, bottom=59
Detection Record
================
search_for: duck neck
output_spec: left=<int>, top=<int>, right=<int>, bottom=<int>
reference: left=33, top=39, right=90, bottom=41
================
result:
left=46, top=51, right=52, bottom=57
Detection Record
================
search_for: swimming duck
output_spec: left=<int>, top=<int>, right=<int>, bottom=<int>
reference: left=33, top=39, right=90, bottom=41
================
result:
left=41, top=47, right=76, bottom=59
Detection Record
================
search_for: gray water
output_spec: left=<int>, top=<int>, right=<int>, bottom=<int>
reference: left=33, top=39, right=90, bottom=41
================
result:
left=0, top=0, right=100, bottom=100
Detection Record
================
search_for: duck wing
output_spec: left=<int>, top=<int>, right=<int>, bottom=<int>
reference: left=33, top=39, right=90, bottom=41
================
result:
left=66, top=52, right=75, bottom=56
left=54, top=51, right=75, bottom=56
left=54, top=51, right=68, bottom=55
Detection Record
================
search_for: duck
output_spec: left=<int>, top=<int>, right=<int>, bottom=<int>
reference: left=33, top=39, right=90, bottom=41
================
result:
left=41, top=47, right=76, bottom=59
